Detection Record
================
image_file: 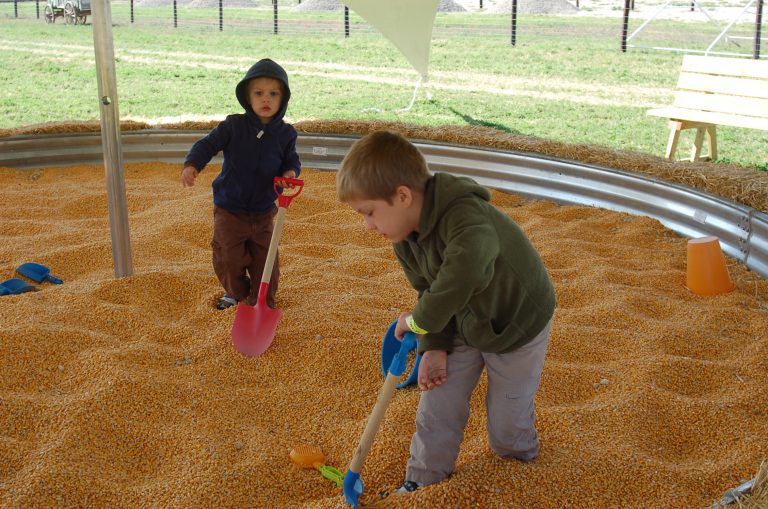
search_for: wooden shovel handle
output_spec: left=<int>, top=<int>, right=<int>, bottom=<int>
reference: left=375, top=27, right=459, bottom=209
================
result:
left=259, top=177, right=303, bottom=286
left=260, top=206, right=286, bottom=285
left=348, top=373, right=399, bottom=473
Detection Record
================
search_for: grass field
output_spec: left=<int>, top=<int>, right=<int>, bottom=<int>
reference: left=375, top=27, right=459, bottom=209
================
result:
left=0, top=6, right=766, bottom=171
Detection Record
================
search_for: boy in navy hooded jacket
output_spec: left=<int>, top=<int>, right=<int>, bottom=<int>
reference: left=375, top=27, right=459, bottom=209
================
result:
left=181, top=58, right=301, bottom=310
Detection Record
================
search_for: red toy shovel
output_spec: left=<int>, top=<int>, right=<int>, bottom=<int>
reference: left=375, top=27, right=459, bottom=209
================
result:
left=231, top=177, right=304, bottom=356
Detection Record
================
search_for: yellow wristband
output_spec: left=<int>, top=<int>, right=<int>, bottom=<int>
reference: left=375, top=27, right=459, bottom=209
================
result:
left=406, top=315, right=428, bottom=335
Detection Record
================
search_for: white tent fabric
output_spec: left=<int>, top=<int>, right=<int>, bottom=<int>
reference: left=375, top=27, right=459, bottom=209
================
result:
left=342, top=0, right=440, bottom=79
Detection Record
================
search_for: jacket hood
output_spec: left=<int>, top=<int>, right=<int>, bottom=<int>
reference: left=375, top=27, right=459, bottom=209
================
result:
left=235, top=58, right=291, bottom=122
left=420, top=173, right=492, bottom=238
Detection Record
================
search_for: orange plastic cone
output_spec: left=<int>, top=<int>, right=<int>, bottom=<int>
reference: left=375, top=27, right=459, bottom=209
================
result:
left=686, top=236, right=735, bottom=296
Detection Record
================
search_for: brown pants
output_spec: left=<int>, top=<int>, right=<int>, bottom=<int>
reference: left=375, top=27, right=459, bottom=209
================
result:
left=212, top=206, right=278, bottom=308
left=405, top=318, right=553, bottom=486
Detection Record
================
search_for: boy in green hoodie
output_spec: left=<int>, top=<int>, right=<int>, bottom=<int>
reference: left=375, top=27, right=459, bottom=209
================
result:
left=336, top=130, right=556, bottom=493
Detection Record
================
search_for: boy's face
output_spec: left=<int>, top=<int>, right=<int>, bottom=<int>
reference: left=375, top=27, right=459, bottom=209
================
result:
left=247, top=77, right=283, bottom=123
left=347, top=187, right=420, bottom=243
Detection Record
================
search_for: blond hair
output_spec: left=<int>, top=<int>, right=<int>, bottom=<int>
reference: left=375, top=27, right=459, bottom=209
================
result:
left=336, top=131, right=430, bottom=203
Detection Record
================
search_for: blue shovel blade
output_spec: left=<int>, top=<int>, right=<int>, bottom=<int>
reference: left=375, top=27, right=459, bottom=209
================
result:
left=343, top=470, right=363, bottom=508
left=16, top=262, right=63, bottom=284
left=380, top=320, right=421, bottom=388
left=0, top=278, right=36, bottom=295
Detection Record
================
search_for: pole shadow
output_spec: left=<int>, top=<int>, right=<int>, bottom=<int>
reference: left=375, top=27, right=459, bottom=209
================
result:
left=449, top=107, right=519, bottom=134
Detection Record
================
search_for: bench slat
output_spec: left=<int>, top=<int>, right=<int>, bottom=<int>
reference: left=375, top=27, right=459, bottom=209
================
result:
left=677, top=72, right=768, bottom=100
left=647, top=107, right=768, bottom=131
left=682, top=54, right=768, bottom=79
left=673, top=91, right=768, bottom=119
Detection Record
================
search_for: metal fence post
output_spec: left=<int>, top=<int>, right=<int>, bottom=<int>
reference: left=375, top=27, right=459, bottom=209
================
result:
left=273, top=0, right=278, bottom=35
left=510, top=0, right=517, bottom=46
left=344, top=6, right=349, bottom=38
left=755, top=0, right=764, bottom=59
left=173, top=0, right=177, bottom=28
left=219, top=0, right=222, bottom=31
left=621, top=0, right=630, bottom=52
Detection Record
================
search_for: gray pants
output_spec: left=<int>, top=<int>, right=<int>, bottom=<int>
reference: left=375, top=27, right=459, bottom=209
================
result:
left=405, top=318, right=552, bottom=486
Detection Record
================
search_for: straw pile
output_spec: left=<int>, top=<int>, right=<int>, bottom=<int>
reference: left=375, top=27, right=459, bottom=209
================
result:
left=1, top=120, right=766, bottom=213
left=0, top=153, right=766, bottom=507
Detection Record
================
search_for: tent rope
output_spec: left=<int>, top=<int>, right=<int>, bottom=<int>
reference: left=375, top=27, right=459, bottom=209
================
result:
left=397, top=76, right=423, bottom=113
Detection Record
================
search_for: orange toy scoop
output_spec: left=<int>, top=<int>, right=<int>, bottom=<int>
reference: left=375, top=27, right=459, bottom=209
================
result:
left=290, top=444, right=326, bottom=469
left=289, top=444, right=344, bottom=487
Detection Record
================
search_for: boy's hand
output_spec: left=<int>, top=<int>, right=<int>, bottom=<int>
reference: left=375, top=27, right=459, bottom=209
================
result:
left=395, top=312, right=414, bottom=340
left=281, top=169, right=298, bottom=188
left=418, top=350, right=447, bottom=391
left=181, top=166, right=197, bottom=187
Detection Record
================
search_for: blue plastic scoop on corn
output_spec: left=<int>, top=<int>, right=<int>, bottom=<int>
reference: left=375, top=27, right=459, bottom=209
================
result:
left=16, top=262, right=63, bottom=284
left=343, top=325, right=417, bottom=508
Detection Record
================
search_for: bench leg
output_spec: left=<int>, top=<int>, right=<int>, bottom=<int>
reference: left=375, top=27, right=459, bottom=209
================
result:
left=665, top=120, right=717, bottom=162
left=689, top=125, right=718, bottom=162
left=665, top=121, right=683, bottom=160
left=690, top=127, right=706, bottom=162
left=707, top=125, right=717, bottom=161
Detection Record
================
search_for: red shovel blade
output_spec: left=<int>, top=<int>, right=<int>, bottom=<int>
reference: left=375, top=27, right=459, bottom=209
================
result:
left=231, top=285, right=282, bottom=357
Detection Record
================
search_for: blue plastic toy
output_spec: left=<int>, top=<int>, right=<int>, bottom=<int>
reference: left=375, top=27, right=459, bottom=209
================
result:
left=0, top=278, right=36, bottom=296
left=16, top=262, right=63, bottom=284
left=380, top=320, right=422, bottom=388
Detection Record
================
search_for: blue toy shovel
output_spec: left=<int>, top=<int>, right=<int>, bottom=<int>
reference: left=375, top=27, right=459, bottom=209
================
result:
left=343, top=328, right=417, bottom=509
left=381, top=320, right=422, bottom=389
left=0, top=278, right=36, bottom=296
left=16, top=262, right=63, bottom=284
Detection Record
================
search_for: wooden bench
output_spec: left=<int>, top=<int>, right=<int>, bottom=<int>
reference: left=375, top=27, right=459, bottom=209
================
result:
left=647, top=55, right=768, bottom=162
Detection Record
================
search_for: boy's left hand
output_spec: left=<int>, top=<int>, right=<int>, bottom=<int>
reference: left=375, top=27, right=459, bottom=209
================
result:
left=418, top=350, right=447, bottom=391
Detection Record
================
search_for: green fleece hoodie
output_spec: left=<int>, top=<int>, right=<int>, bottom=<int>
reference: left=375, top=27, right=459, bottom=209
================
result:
left=394, top=173, right=556, bottom=354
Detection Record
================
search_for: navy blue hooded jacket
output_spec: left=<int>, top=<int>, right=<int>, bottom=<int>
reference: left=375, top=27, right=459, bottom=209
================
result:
left=184, top=59, right=301, bottom=214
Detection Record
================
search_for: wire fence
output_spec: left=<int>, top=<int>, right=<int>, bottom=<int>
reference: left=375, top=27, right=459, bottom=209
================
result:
left=1, top=0, right=764, bottom=56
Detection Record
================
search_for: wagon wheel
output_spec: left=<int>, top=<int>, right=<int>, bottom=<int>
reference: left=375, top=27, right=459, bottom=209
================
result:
left=44, top=4, right=55, bottom=23
left=63, top=1, right=77, bottom=24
